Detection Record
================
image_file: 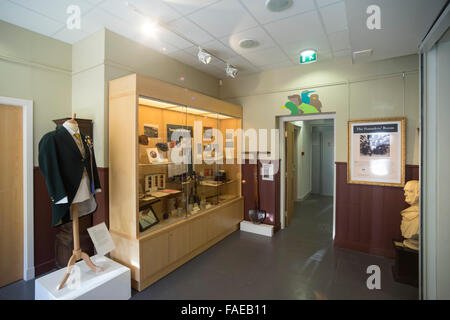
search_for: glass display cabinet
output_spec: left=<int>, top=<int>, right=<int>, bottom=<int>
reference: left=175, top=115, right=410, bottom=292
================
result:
left=109, top=74, right=243, bottom=291
left=136, top=96, right=242, bottom=235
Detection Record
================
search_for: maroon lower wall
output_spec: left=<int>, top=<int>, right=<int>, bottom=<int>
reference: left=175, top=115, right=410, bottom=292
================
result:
left=33, top=167, right=109, bottom=276
left=334, top=162, right=419, bottom=258
left=33, top=160, right=413, bottom=274
left=242, top=160, right=281, bottom=231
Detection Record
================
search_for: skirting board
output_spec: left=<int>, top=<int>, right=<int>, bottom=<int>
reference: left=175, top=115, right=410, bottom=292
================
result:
left=240, top=221, right=274, bottom=237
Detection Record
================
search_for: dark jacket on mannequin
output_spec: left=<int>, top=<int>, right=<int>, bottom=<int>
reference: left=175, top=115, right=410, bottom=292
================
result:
left=38, top=126, right=101, bottom=226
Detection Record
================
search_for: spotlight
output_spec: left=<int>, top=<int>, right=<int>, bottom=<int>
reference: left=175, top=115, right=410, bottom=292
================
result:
left=198, top=48, right=212, bottom=64
left=226, top=64, right=239, bottom=78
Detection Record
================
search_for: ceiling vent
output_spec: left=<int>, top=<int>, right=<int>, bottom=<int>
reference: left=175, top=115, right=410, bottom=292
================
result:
left=353, top=49, right=373, bottom=60
left=239, top=39, right=260, bottom=49
left=265, top=0, right=293, bottom=12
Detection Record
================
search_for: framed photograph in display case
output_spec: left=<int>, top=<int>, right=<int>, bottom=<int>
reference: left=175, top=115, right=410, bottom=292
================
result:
left=146, top=147, right=163, bottom=163
left=144, top=124, right=158, bottom=138
left=139, top=204, right=159, bottom=232
left=348, top=117, right=406, bottom=187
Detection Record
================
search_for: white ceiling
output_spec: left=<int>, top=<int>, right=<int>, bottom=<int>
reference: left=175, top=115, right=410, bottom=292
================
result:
left=0, top=0, right=446, bottom=78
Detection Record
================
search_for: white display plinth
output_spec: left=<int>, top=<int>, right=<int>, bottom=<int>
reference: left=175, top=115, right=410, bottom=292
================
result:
left=35, top=256, right=131, bottom=300
left=240, top=221, right=274, bottom=237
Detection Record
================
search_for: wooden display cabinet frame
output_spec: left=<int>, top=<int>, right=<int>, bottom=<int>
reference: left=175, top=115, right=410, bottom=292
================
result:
left=108, top=74, right=244, bottom=291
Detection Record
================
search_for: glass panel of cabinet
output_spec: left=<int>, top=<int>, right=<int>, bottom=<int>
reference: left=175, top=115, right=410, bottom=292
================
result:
left=137, top=96, right=242, bottom=235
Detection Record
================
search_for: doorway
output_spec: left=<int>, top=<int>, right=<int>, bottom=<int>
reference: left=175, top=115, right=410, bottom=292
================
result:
left=285, top=118, right=335, bottom=232
left=279, top=113, right=336, bottom=235
left=0, top=97, right=34, bottom=285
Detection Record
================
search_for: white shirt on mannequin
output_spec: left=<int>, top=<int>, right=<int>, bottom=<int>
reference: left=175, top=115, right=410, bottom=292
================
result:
left=55, top=121, right=100, bottom=204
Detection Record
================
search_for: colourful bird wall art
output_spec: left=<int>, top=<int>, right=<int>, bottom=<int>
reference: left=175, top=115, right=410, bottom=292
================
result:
left=281, top=90, right=323, bottom=115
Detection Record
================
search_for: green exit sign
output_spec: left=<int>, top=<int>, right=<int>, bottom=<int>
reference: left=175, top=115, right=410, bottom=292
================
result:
left=299, top=50, right=317, bottom=64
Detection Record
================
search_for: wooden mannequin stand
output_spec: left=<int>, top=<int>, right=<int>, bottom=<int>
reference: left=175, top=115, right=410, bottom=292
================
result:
left=57, top=203, right=103, bottom=290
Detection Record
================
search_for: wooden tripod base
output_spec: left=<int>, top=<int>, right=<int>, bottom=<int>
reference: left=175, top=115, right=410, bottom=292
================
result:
left=57, top=203, right=103, bottom=290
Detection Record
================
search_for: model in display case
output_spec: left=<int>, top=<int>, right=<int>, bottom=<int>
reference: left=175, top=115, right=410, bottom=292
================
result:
left=108, top=74, right=244, bottom=291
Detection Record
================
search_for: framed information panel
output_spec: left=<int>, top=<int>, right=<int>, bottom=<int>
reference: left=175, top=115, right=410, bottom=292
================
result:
left=348, top=118, right=406, bottom=187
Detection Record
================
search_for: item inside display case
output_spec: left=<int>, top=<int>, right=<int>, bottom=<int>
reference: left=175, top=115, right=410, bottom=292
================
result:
left=139, top=204, right=159, bottom=232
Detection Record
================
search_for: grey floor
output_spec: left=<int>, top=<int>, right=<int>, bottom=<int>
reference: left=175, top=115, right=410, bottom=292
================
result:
left=0, top=194, right=418, bottom=300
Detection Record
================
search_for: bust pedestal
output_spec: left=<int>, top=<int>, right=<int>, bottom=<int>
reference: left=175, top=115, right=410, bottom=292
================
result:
left=392, top=240, right=418, bottom=287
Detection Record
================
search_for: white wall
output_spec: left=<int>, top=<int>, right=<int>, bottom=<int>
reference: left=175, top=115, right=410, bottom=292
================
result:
left=0, top=21, right=72, bottom=165
left=220, top=55, right=420, bottom=165
left=293, top=121, right=312, bottom=200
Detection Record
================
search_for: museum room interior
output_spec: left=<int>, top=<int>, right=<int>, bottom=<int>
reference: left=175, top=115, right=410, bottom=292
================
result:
left=0, top=0, right=449, bottom=301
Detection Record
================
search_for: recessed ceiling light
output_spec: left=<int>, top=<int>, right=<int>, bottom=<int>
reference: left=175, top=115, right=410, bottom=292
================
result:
left=239, top=39, right=260, bottom=49
left=265, top=0, right=293, bottom=12
left=198, top=48, right=212, bottom=64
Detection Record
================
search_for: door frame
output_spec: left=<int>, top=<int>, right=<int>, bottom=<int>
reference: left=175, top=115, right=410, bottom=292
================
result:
left=278, top=112, right=336, bottom=237
left=0, top=96, right=34, bottom=281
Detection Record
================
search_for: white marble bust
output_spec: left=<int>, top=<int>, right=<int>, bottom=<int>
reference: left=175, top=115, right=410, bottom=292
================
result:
left=401, top=180, right=420, bottom=250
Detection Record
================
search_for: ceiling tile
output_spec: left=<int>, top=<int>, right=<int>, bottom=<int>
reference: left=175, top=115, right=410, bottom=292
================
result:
left=333, top=49, right=351, bottom=57
left=156, top=27, right=194, bottom=49
left=280, top=35, right=331, bottom=56
left=84, top=0, right=103, bottom=4
left=82, top=7, right=137, bottom=38
left=0, top=1, right=63, bottom=36
left=346, top=0, right=446, bottom=62
left=315, top=0, right=341, bottom=8
left=239, top=46, right=288, bottom=67
left=162, top=0, right=220, bottom=16
left=221, top=26, right=276, bottom=55
left=315, top=51, right=333, bottom=61
left=98, top=0, right=145, bottom=29
left=9, top=0, right=95, bottom=23
left=197, top=39, right=237, bottom=60
left=187, top=0, right=258, bottom=38
left=319, top=1, right=347, bottom=33
left=328, top=29, right=350, bottom=52
left=226, top=55, right=259, bottom=73
left=116, top=0, right=180, bottom=23
left=238, top=69, right=259, bottom=76
left=240, top=0, right=316, bottom=25
left=258, top=60, right=295, bottom=71
left=168, top=17, right=213, bottom=44
left=264, top=10, right=325, bottom=44
left=52, top=27, right=91, bottom=44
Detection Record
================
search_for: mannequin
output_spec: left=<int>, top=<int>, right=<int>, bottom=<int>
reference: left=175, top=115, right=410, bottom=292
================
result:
left=38, top=113, right=103, bottom=290
left=57, top=114, right=102, bottom=290
left=400, top=180, right=420, bottom=250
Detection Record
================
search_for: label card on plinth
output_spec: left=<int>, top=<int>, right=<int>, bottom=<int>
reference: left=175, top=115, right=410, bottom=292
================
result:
left=87, top=222, right=115, bottom=256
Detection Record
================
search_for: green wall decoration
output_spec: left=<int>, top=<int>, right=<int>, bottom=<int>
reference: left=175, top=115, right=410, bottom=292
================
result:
left=281, top=90, right=323, bottom=115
